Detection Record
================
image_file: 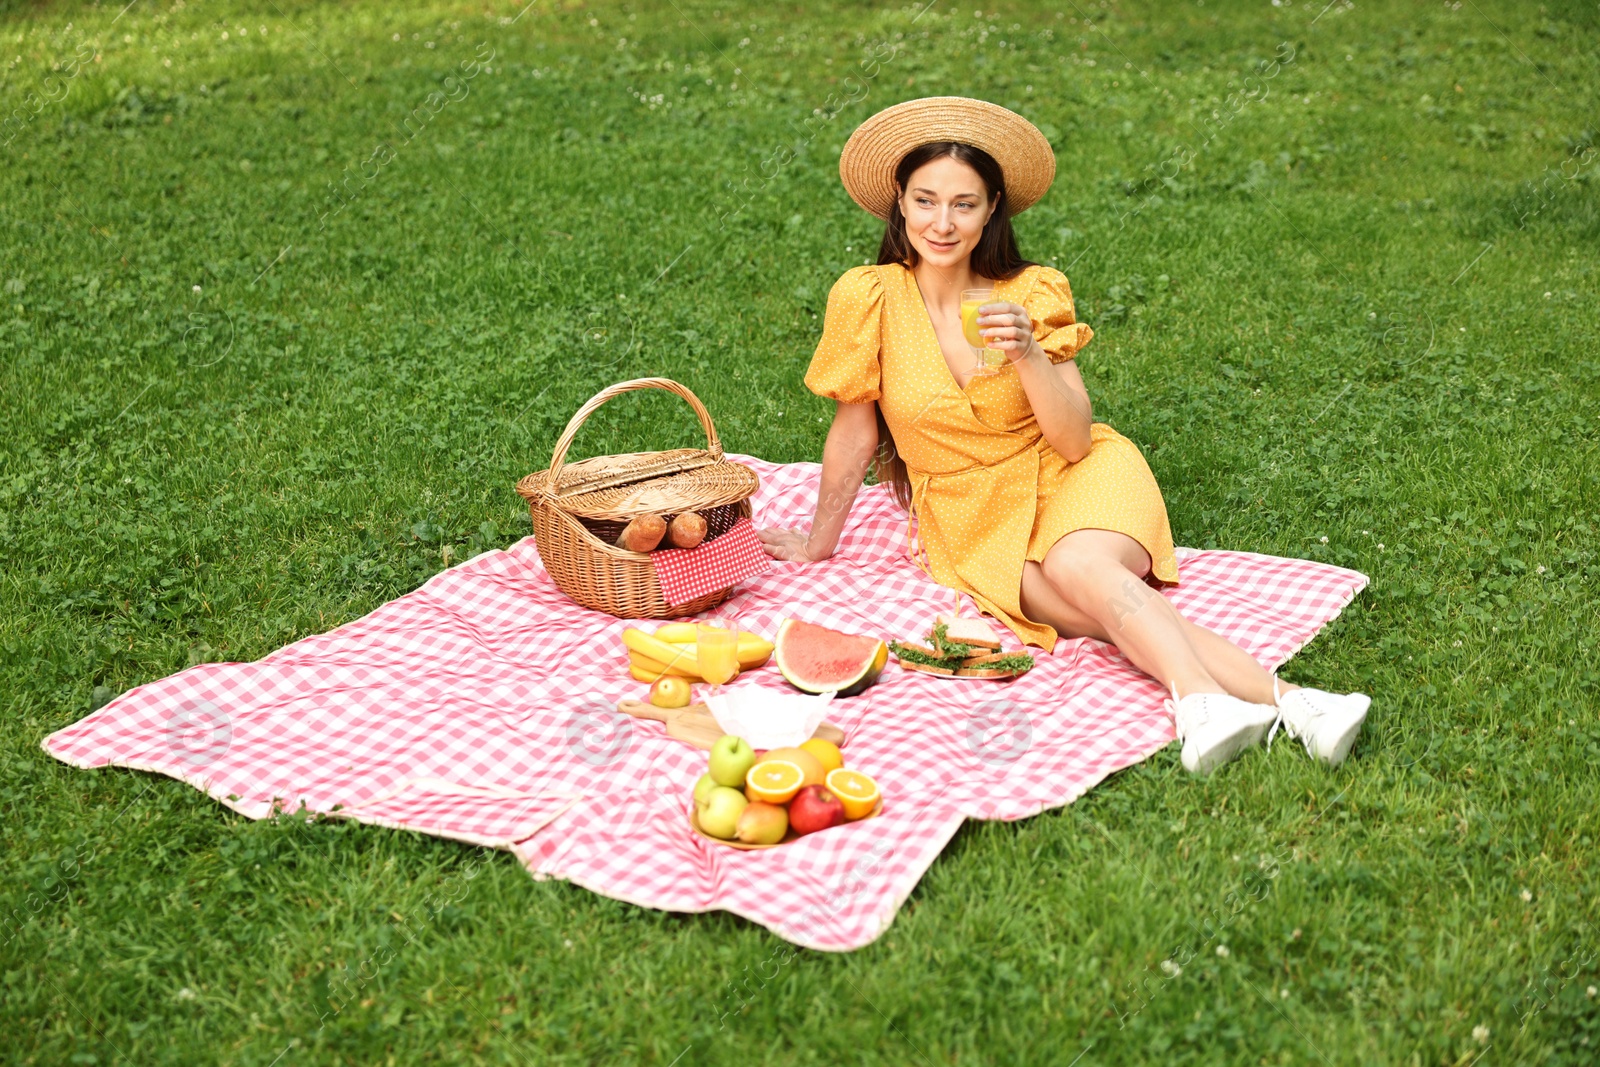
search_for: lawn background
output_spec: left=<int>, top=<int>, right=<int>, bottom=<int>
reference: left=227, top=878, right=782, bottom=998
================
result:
left=2, top=0, right=1598, bottom=1063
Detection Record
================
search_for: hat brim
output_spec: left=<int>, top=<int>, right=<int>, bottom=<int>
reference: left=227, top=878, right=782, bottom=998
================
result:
left=839, top=97, right=1056, bottom=220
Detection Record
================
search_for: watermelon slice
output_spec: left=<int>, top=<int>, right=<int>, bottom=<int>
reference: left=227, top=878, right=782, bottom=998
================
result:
left=773, top=618, right=888, bottom=697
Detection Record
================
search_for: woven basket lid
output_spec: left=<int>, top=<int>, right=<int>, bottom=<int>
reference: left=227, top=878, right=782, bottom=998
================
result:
left=839, top=96, right=1056, bottom=220
left=517, top=378, right=760, bottom=524
left=538, top=450, right=758, bottom=523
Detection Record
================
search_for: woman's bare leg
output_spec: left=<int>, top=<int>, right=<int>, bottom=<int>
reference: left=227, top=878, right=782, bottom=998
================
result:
left=1018, top=562, right=1111, bottom=642
left=1021, top=529, right=1291, bottom=705
left=1022, top=530, right=1223, bottom=697
left=1175, top=617, right=1298, bottom=705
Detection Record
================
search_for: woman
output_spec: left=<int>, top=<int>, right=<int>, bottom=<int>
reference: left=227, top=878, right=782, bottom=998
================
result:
left=758, top=97, right=1369, bottom=774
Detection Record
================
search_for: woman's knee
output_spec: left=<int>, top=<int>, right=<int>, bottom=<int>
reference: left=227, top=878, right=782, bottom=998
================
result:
left=1041, top=546, right=1122, bottom=605
left=1021, top=562, right=1110, bottom=641
left=1044, top=548, right=1162, bottom=630
left=1043, top=531, right=1151, bottom=585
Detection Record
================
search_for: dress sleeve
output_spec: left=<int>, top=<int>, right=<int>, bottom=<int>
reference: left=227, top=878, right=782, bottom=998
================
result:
left=1028, top=267, right=1094, bottom=364
left=803, top=267, right=884, bottom=404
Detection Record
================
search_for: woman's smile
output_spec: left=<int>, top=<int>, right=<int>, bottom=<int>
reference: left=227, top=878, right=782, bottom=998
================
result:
left=896, top=155, right=996, bottom=266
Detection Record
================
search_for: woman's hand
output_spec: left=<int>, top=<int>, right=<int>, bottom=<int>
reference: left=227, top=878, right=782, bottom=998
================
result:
left=977, top=302, right=1043, bottom=365
left=758, top=527, right=816, bottom=562
left=983, top=301, right=1095, bottom=461
left=763, top=400, right=877, bottom=564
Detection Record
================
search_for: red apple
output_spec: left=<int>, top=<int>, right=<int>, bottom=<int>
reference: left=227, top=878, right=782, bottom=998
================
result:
left=787, top=785, right=845, bottom=836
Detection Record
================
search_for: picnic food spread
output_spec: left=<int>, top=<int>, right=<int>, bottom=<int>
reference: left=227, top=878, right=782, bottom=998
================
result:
left=621, top=618, right=890, bottom=847
left=615, top=612, right=1040, bottom=847
left=889, top=614, right=1036, bottom=679
left=691, top=734, right=880, bottom=847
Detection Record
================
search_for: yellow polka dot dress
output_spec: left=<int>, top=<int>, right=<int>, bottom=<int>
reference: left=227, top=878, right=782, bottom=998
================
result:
left=804, top=263, right=1180, bottom=650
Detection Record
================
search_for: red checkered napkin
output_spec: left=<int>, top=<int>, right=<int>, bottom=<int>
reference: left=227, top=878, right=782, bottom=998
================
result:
left=651, top=516, right=771, bottom=606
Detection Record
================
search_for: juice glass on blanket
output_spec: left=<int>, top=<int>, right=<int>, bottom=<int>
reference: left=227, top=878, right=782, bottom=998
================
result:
left=696, top=620, right=741, bottom=692
left=961, top=287, right=1004, bottom=376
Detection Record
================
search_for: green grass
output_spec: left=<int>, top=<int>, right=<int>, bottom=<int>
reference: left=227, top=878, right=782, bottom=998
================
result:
left=3, top=0, right=1598, bottom=1062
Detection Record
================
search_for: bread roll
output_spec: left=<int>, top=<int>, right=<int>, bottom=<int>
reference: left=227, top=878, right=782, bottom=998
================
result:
left=616, top=514, right=667, bottom=553
left=667, top=511, right=707, bottom=549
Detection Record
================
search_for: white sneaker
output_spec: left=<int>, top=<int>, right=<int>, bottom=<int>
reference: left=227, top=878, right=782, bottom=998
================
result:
left=1270, top=680, right=1370, bottom=766
left=1166, top=688, right=1279, bottom=775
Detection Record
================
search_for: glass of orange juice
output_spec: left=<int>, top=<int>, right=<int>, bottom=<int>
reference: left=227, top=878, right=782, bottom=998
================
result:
left=960, top=287, right=1004, bottom=376
left=696, top=618, right=741, bottom=693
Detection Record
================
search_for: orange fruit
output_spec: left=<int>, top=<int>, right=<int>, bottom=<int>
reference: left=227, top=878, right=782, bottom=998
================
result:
left=825, top=768, right=879, bottom=821
left=745, top=760, right=805, bottom=804
left=762, top=747, right=825, bottom=787
left=798, top=738, right=844, bottom=774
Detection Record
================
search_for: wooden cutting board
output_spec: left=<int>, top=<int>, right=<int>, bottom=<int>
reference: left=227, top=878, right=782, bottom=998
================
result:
left=616, top=699, right=845, bottom=751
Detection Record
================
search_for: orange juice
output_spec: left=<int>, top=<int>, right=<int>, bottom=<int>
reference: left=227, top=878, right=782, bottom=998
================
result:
left=960, top=299, right=986, bottom=346
left=960, top=288, right=1004, bottom=373
left=696, top=625, right=740, bottom=686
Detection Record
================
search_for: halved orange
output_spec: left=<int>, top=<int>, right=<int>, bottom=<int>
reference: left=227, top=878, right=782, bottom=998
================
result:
left=761, top=747, right=825, bottom=787
left=745, top=760, right=805, bottom=804
left=825, top=768, right=879, bottom=821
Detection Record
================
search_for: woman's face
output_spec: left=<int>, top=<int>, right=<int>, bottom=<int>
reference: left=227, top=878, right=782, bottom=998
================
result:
left=896, top=155, right=998, bottom=270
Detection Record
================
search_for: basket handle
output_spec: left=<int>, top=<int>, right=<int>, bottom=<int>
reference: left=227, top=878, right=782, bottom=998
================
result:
left=543, top=378, right=724, bottom=492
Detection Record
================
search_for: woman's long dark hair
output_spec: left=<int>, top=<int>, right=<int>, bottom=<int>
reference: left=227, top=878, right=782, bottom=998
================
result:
left=872, top=141, right=1034, bottom=512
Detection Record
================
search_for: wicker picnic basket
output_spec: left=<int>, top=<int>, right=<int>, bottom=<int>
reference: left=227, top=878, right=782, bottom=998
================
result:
left=516, top=378, right=760, bottom=619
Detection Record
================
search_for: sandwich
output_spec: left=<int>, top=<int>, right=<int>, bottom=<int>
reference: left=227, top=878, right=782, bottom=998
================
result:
left=932, top=613, right=1002, bottom=656
left=888, top=615, right=1034, bottom=680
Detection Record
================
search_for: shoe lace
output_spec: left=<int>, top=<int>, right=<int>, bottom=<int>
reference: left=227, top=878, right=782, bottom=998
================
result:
left=1267, top=679, right=1324, bottom=752
left=1266, top=715, right=1285, bottom=751
left=1164, top=684, right=1203, bottom=742
left=1266, top=676, right=1286, bottom=752
left=1167, top=687, right=1213, bottom=741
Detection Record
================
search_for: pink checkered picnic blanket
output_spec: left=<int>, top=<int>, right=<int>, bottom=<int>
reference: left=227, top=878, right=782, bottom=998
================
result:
left=42, top=456, right=1367, bottom=951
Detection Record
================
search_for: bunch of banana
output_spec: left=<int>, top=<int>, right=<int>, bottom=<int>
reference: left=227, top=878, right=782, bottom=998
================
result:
left=622, top=624, right=775, bottom=683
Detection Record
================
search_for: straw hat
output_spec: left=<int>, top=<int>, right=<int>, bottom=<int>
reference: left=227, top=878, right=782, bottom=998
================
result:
left=838, top=96, right=1056, bottom=220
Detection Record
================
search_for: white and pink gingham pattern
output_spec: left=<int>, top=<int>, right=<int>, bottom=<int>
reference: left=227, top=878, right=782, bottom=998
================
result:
left=652, top=516, right=771, bottom=606
left=42, top=456, right=1367, bottom=951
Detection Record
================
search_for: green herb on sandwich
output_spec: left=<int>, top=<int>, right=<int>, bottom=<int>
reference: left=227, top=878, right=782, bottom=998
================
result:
left=888, top=640, right=962, bottom=670
left=930, top=621, right=979, bottom=658
left=962, top=653, right=1036, bottom=672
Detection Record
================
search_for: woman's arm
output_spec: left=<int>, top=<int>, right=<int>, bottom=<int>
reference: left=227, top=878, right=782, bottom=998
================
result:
left=758, top=400, right=879, bottom=561
left=1013, top=350, right=1093, bottom=462
left=979, top=304, right=1094, bottom=462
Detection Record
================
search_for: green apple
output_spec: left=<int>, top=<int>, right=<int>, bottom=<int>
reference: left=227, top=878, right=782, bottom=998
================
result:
left=698, top=786, right=748, bottom=840
left=707, top=734, right=755, bottom=787
left=692, top=772, right=719, bottom=810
